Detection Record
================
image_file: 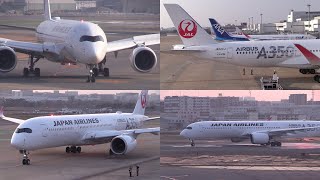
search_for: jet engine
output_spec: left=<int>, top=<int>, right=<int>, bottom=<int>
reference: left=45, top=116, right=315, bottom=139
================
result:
left=250, top=132, right=269, bottom=144
left=130, top=46, right=157, bottom=73
left=0, top=46, right=17, bottom=73
left=110, top=135, right=137, bottom=155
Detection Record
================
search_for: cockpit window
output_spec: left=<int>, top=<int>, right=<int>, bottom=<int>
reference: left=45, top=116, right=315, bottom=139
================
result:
left=80, top=35, right=104, bottom=42
left=186, top=126, right=192, bottom=130
left=15, top=128, right=32, bottom=133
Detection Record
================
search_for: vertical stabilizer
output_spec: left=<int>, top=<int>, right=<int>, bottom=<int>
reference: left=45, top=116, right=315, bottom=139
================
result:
left=164, top=4, right=216, bottom=46
left=133, top=90, right=148, bottom=115
left=44, top=0, right=52, bottom=20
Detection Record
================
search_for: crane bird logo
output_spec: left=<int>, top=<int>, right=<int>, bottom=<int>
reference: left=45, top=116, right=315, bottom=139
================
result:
left=141, top=93, right=147, bottom=108
left=178, top=19, right=197, bottom=38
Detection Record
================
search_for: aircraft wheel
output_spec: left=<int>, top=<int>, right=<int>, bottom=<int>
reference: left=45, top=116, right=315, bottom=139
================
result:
left=270, top=142, right=276, bottom=147
left=315, top=75, right=320, bottom=82
left=22, top=159, right=26, bottom=165
left=93, top=68, right=99, bottom=77
left=276, top=142, right=282, bottom=147
left=103, top=68, right=109, bottom=77
left=23, top=68, right=29, bottom=77
left=91, top=76, right=95, bottom=83
left=34, top=68, right=40, bottom=77
left=71, top=146, right=77, bottom=153
left=310, top=69, right=316, bottom=74
left=66, top=146, right=70, bottom=153
left=26, top=159, right=30, bottom=165
left=301, top=69, right=307, bottom=74
left=76, top=147, right=81, bottom=153
left=299, top=69, right=303, bottom=73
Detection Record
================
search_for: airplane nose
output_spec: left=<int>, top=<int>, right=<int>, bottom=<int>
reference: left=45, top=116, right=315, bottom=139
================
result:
left=11, top=135, right=25, bottom=150
left=180, top=129, right=187, bottom=137
left=86, top=45, right=105, bottom=64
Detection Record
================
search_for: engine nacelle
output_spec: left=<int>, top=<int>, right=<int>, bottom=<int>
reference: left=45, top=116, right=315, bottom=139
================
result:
left=250, top=132, right=269, bottom=144
left=0, top=46, right=17, bottom=73
left=110, top=135, right=137, bottom=155
left=130, top=46, right=157, bottom=73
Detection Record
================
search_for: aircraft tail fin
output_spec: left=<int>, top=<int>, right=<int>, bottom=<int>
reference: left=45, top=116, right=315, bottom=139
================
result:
left=209, top=18, right=249, bottom=41
left=164, top=4, right=217, bottom=46
left=133, top=90, right=148, bottom=115
left=44, top=0, right=52, bottom=20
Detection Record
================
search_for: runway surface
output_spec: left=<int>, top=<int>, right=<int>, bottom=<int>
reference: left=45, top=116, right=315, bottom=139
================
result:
left=160, top=35, right=320, bottom=90
left=160, top=132, right=320, bottom=180
left=0, top=15, right=159, bottom=90
left=0, top=119, right=160, bottom=180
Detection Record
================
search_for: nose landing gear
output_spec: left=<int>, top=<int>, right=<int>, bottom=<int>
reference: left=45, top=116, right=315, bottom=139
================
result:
left=20, top=150, right=30, bottom=165
left=86, top=65, right=96, bottom=83
left=190, top=139, right=195, bottom=147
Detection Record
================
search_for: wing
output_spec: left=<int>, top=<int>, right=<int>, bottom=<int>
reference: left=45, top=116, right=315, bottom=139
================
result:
left=82, top=127, right=160, bottom=142
left=0, top=107, right=25, bottom=124
left=0, top=38, right=64, bottom=56
left=106, top=33, right=160, bottom=53
left=251, top=126, right=320, bottom=137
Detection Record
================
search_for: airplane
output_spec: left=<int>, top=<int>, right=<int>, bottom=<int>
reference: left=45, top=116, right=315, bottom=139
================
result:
left=180, top=120, right=320, bottom=147
left=209, top=18, right=316, bottom=41
left=0, top=0, right=159, bottom=83
left=164, top=4, right=320, bottom=83
left=0, top=90, right=160, bottom=165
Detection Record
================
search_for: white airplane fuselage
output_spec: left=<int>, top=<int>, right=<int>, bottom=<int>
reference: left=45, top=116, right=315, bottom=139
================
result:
left=232, top=34, right=316, bottom=41
left=36, top=19, right=107, bottom=65
left=184, top=39, right=320, bottom=69
left=11, top=113, right=147, bottom=151
left=180, top=121, right=320, bottom=141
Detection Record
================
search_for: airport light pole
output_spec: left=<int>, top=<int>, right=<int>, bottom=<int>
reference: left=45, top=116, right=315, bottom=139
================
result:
left=307, top=4, right=311, bottom=32
left=248, top=17, right=250, bottom=30
left=260, top=13, right=263, bottom=34
left=251, top=17, right=254, bottom=32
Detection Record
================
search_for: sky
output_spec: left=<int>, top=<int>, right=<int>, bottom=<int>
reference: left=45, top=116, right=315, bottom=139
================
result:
left=161, top=0, right=320, bottom=28
left=160, top=90, right=320, bottom=101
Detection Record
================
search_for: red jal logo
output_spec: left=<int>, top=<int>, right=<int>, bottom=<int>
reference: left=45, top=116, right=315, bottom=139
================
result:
left=141, top=93, right=147, bottom=108
left=178, top=19, right=197, bottom=38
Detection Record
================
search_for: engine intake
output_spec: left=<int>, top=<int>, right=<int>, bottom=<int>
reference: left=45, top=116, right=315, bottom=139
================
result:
left=110, top=135, right=137, bottom=155
left=130, top=46, right=157, bottom=72
left=0, top=46, right=17, bottom=73
left=250, top=132, right=269, bottom=144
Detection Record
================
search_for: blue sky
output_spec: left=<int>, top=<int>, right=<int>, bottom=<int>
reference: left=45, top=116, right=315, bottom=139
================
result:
left=161, top=0, right=320, bottom=28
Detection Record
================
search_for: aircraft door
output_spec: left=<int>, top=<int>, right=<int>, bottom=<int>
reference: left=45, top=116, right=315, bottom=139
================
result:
left=41, top=124, right=48, bottom=137
left=227, top=47, right=233, bottom=59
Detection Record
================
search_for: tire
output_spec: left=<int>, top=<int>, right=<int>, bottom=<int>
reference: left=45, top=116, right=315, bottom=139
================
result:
left=270, top=142, right=275, bottom=147
left=27, top=159, right=30, bottom=165
left=76, top=147, right=81, bottom=153
left=86, top=76, right=91, bottom=83
left=23, top=68, right=29, bottom=77
left=66, top=147, right=70, bottom=153
left=22, top=159, right=26, bottom=165
left=103, top=68, right=109, bottom=77
left=71, top=146, right=76, bottom=153
left=301, top=69, right=307, bottom=74
left=34, top=68, right=40, bottom=77
left=310, top=69, right=316, bottom=74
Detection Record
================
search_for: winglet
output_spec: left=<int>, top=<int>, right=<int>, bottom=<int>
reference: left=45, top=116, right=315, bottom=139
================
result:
left=294, top=44, right=320, bottom=65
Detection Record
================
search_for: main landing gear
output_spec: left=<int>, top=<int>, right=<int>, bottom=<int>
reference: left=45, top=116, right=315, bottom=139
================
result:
left=92, top=62, right=109, bottom=77
left=66, top=146, right=81, bottom=153
left=23, top=55, right=41, bottom=77
left=299, top=69, right=320, bottom=83
left=261, top=141, right=282, bottom=147
left=299, top=69, right=316, bottom=74
left=20, top=150, right=30, bottom=165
